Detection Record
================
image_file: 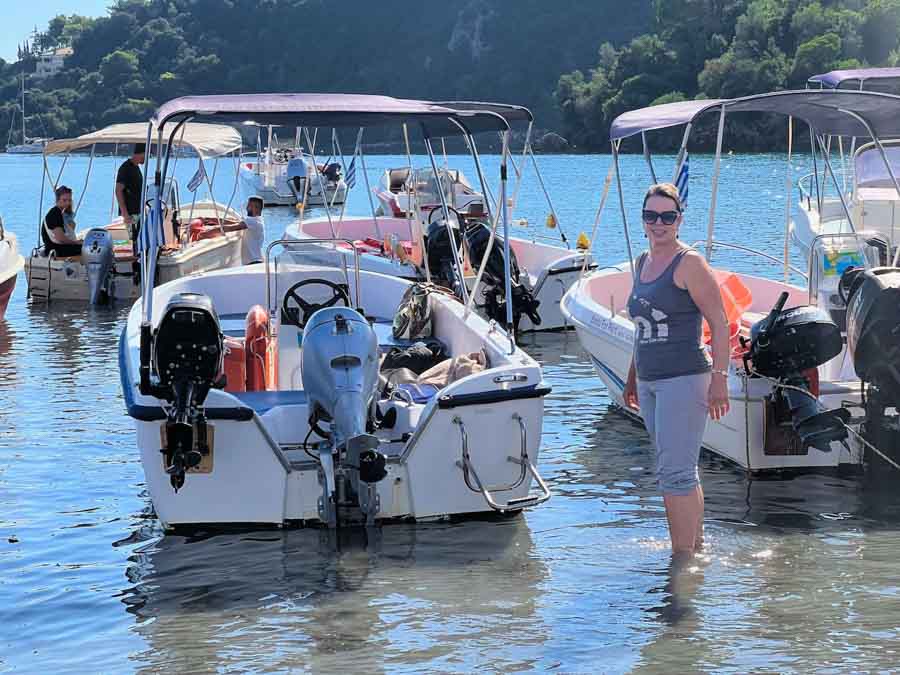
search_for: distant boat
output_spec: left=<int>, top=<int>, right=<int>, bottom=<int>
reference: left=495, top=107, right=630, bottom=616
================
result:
left=5, top=73, right=51, bottom=155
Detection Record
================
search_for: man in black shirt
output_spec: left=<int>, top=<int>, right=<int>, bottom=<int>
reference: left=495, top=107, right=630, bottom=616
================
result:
left=42, top=185, right=82, bottom=257
left=116, top=143, right=145, bottom=232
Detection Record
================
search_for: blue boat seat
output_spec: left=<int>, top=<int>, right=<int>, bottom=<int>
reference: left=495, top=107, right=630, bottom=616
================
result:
left=232, top=390, right=308, bottom=415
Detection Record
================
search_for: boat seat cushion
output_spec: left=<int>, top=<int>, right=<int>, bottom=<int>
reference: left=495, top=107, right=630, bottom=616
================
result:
left=232, top=390, right=307, bottom=415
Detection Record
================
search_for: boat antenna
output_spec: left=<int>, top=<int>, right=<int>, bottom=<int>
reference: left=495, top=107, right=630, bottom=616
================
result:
left=705, top=104, right=727, bottom=262
left=783, top=117, right=793, bottom=283
left=499, top=129, right=515, bottom=353
left=422, top=123, right=469, bottom=305
left=402, top=122, right=430, bottom=282
left=354, top=129, right=384, bottom=242
left=611, top=139, right=636, bottom=279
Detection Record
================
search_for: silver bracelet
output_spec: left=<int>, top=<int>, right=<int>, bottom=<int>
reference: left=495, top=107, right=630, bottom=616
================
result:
left=711, top=369, right=728, bottom=377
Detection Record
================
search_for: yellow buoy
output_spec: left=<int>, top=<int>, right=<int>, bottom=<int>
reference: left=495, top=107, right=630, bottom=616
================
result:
left=295, top=202, right=304, bottom=211
left=545, top=213, right=557, bottom=229
left=576, top=232, right=590, bottom=250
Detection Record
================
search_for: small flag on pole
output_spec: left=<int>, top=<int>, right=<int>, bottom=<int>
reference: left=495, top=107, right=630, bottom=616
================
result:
left=675, top=153, right=689, bottom=208
left=187, top=159, right=208, bottom=193
left=345, top=154, right=357, bottom=189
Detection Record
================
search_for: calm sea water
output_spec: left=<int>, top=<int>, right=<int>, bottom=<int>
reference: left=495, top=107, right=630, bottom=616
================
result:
left=2, top=151, right=899, bottom=673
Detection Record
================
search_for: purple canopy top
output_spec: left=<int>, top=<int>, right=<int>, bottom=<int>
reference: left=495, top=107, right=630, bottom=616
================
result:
left=609, top=99, right=728, bottom=141
left=152, top=93, right=509, bottom=137
left=808, top=68, right=900, bottom=89
left=435, top=101, right=534, bottom=124
left=611, top=90, right=900, bottom=143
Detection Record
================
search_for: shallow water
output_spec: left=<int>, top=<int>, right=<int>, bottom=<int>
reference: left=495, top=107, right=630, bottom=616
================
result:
left=2, top=151, right=900, bottom=673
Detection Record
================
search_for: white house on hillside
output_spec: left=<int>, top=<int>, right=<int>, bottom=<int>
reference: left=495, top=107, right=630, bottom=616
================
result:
left=33, top=47, right=73, bottom=79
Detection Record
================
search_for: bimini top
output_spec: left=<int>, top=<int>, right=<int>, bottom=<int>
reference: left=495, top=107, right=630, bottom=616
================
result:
left=152, top=93, right=509, bottom=136
left=44, top=122, right=243, bottom=158
left=808, top=68, right=900, bottom=90
left=609, top=99, right=728, bottom=141
left=435, top=101, right=534, bottom=124
left=610, top=90, right=900, bottom=141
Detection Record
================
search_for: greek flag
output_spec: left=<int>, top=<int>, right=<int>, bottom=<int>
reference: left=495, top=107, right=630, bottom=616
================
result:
left=187, top=159, right=207, bottom=193
left=675, top=153, right=689, bottom=208
left=345, top=153, right=357, bottom=189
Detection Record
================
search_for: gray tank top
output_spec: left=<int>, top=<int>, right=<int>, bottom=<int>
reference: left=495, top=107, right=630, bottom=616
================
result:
left=627, top=249, right=710, bottom=382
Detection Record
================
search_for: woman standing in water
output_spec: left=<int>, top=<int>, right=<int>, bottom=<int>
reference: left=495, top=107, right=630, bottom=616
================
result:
left=622, top=183, right=729, bottom=554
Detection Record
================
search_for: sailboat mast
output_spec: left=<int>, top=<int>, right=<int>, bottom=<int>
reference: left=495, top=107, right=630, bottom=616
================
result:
left=21, top=74, right=26, bottom=143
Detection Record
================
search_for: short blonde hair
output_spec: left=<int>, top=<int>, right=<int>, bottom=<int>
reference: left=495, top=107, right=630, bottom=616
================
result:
left=642, top=182, right=682, bottom=211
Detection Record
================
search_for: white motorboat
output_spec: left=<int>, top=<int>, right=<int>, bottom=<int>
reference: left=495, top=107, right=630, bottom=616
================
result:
left=376, top=166, right=484, bottom=217
left=286, top=102, right=593, bottom=334
left=239, top=125, right=348, bottom=206
left=0, top=216, right=24, bottom=319
left=25, top=122, right=247, bottom=303
left=792, top=68, right=900, bottom=269
left=120, top=93, right=551, bottom=529
left=564, top=92, right=900, bottom=472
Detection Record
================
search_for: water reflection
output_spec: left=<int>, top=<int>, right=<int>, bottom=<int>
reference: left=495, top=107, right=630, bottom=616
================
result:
left=5, top=153, right=900, bottom=672
left=123, top=518, right=547, bottom=672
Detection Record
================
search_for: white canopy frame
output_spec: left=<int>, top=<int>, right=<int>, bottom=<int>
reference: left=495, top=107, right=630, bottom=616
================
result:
left=604, top=91, right=900, bottom=297
left=138, top=94, right=514, bottom=382
left=36, top=122, right=242, bottom=252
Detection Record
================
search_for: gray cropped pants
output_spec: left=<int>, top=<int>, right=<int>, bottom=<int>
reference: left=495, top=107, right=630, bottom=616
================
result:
left=637, top=372, right=710, bottom=495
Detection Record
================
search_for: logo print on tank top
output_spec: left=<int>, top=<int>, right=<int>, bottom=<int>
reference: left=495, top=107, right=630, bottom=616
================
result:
left=632, top=296, right=669, bottom=343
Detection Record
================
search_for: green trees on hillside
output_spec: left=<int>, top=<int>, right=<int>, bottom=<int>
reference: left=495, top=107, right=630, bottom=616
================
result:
left=0, top=0, right=653, bottom=147
left=556, top=0, right=900, bottom=150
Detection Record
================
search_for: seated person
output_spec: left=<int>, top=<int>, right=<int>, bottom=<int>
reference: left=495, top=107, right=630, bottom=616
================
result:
left=42, top=186, right=83, bottom=257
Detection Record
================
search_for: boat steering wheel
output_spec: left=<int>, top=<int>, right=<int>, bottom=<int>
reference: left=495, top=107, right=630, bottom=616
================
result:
left=281, top=279, right=350, bottom=329
left=427, top=205, right=464, bottom=226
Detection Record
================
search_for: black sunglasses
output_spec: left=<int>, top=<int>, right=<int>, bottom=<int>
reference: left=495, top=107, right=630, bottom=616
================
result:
left=642, top=209, right=680, bottom=226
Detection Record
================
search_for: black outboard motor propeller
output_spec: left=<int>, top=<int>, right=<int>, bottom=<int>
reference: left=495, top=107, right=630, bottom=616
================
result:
left=744, top=292, right=849, bottom=451
left=842, top=266, right=900, bottom=465
left=464, top=220, right=541, bottom=332
left=151, top=292, right=223, bottom=491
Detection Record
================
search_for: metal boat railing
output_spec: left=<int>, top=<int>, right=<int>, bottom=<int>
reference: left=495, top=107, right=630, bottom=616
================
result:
left=690, top=240, right=808, bottom=280
left=264, top=238, right=362, bottom=319
left=453, top=413, right=551, bottom=512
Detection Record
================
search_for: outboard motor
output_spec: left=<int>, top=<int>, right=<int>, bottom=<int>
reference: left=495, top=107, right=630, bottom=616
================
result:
left=425, top=218, right=466, bottom=299
left=842, top=267, right=900, bottom=465
left=322, top=162, right=342, bottom=183
left=464, top=220, right=541, bottom=332
left=301, top=306, right=386, bottom=526
left=152, top=292, right=223, bottom=491
left=83, top=228, right=114, bottom=304
left=286, top=156, right=309, bottom=200
left=744, top=292, right=849, bottom=452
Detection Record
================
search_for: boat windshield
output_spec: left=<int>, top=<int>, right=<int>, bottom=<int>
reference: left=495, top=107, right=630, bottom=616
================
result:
left=409, top=168, right=472, bottom=203
left=855, top=144, right=900, bottom=190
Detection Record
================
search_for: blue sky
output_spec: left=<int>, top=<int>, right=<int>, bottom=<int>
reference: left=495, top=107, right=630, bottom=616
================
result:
left=3, top=0, right=108, bottom=62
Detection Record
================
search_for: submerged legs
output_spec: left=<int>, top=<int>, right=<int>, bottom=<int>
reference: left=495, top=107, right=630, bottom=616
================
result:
left=663, top=486, right=705, bottom=553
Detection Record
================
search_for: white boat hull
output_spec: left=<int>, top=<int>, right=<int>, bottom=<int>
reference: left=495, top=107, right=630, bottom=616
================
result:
left=121, top=264, right=550, bottom=527
left=26, top=204, right=245, bottom=302
left=282, top=217, right=592, bottom=333
left=240, top=164, right=347, bottom=206
left=562, top=266, right=862, bottom=471
left=0, top=232, right=24, bottom=319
